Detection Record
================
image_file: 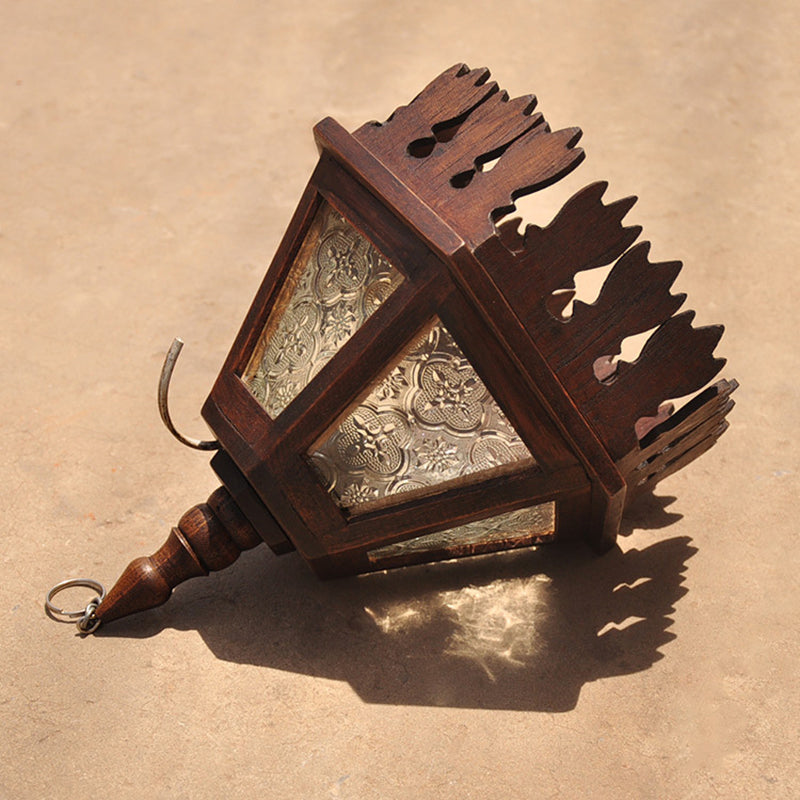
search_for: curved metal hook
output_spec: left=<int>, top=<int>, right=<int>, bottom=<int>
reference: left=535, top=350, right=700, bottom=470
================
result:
left=158, top=338, right=220, bottom=451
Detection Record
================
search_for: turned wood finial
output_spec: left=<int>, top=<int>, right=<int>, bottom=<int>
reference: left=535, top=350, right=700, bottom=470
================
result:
left=95, top=487, right=263, bottom=624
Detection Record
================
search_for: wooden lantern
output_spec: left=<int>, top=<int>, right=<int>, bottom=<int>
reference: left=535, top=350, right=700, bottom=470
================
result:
left=89, top=64, right=736, bottom=628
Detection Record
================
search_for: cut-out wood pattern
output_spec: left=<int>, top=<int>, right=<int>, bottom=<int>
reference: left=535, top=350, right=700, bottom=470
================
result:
left=356, top=63, right=585, bottom=243
left=356, top=62, right=735, bottom=492
left=620, top=378, right=737, bottom=502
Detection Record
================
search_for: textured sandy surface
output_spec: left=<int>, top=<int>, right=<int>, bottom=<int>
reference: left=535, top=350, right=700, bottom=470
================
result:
left=2, top=2, right=798, bottom=798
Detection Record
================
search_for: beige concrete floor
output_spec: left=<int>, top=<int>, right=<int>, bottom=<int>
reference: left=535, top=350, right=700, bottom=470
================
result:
left=2, top=1, right=798, bottom=798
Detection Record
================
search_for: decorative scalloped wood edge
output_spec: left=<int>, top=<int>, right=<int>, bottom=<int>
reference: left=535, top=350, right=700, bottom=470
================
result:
left=482, top=181, right=730, bottom=461
left=620, top=379, right=737, bottom=502
left=355, top=63, right=585, bottom=244
left=354, top=63, right=735, bottom=478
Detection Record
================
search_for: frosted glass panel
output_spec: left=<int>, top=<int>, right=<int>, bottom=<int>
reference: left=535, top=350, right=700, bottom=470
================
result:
left=367, top=501, right=555, bottom=563
left=308, top=319, right=535, bottom=511
left=244, top=201, right=403, bottom=417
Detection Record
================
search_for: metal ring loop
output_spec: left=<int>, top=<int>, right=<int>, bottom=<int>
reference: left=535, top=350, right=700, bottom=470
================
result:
left=45, top=578, right=106, bottom=622
left=77, top=601, right=102, bottom=635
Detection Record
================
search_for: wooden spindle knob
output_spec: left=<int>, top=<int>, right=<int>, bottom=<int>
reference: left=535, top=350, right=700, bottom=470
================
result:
left=95, top=486, right=262, bottom=624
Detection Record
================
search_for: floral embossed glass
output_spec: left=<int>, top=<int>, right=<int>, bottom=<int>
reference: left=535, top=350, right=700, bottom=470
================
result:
left=308, top=319, right=536, bottom=512
left=244, top=201, right=404, bottom=417
left=367, top=501, right=555, bottom=563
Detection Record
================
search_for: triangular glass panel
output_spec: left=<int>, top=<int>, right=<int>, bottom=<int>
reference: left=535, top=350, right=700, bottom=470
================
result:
left=308, top=318, right=536, bottom=512
left=244, top=200, right=404, bottom=417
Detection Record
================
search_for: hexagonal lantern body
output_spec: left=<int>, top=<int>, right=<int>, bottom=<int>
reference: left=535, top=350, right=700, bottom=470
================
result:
left=93, top=65, right=736, bottom=626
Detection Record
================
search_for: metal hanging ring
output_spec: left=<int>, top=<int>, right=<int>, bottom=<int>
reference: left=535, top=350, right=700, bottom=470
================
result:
left=76, top=601, right=102, bottom=635
left=158, top=337, right=220, bottom=451
left=45, top=578, right=106, bottom=623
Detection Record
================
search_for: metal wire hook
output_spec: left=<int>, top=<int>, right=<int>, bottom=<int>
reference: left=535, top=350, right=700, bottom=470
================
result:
left=158, top=337, right=220, bottom=451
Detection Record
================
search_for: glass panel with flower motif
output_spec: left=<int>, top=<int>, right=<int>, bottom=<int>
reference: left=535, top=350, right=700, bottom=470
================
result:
left=244, top=201, right=403, bottom=417
left=308, top=319, right=536, bottom=512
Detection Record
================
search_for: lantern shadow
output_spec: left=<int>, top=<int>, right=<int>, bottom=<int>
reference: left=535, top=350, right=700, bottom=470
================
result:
left=619, top=492, right=683, bottom=537
left=102, top=495, right=695, bottom=712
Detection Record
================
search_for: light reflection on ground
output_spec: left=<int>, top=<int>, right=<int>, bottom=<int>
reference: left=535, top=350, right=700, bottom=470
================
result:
left=365, top=574, right=552, bottom=680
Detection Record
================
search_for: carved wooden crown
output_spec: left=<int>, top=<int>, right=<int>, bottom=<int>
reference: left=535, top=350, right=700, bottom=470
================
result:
left=354, top=63, right=736, bottom=506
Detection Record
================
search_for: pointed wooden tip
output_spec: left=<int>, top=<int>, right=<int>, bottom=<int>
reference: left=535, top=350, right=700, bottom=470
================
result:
left=94, top=487, right=263, bottom=626
left=95, top=553, right=184, bottom=624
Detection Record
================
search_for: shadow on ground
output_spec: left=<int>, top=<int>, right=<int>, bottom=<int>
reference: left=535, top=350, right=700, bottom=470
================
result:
left=101, top=494, right=694, bottom=711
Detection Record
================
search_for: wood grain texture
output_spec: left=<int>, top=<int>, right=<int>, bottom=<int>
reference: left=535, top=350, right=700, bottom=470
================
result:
left=95, top=487, right=263, bottom=623
left=354, top=63, right=585, bottom=244
left=478, top=178, right=728, bottom=461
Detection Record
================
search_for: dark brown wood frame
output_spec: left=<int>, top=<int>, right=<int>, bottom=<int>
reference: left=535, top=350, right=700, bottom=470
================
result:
left=93, top=63, right=735, bottom=625
left=200, top=117, right=614, bottom=577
